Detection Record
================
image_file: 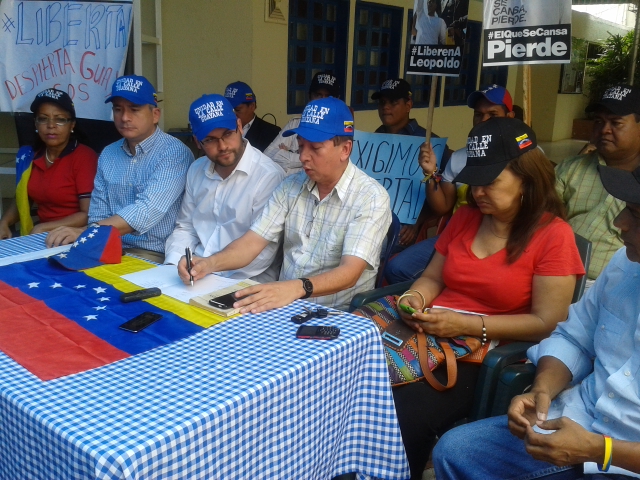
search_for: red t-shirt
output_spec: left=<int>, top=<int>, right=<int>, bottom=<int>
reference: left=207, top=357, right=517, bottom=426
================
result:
left=28, top=143, right=98, bottom=223
left=433, top=206, right=585, bottom=315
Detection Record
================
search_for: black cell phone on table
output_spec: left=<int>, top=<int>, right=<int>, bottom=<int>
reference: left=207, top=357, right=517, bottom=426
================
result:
left=208, top=292, right=242, bottom=310
left=296, top=325, right=340, bottom=340
left=119, top=312, right=163, bottom=333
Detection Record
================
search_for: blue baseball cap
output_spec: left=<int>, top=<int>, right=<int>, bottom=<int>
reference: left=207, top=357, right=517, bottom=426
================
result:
left=189, top=94, right=238, bottom=142
left=283, top=97, right=354, bottom=143
left=466, top=84, right=513, bottom=112
left=48, top=226, right=122, bottom=271
left=105, top=75, right=157, bottom=106
left=224, top=81, right=255, bottom=108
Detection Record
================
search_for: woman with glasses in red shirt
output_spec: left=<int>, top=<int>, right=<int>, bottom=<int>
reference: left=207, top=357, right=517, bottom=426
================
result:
left=0, top=89, right=98, bottom=239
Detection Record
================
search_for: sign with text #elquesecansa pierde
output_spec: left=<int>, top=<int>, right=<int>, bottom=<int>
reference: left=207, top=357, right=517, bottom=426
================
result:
left=483, top=0, right=571, bottom=66
left=352, top=130, right=447, bottom=224
left=0, top=1, right=133, bottom=120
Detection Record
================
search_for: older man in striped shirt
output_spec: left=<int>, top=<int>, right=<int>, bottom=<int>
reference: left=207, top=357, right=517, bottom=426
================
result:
left=555, top=84, right=640, bottom=285
left=46, top=75, right=193, bottom=263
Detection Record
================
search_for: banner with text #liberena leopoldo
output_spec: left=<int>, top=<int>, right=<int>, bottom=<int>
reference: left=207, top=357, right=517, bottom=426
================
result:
left=406, top=0, right=470, bottom=76
left=0, top=1, right=133, bottom=120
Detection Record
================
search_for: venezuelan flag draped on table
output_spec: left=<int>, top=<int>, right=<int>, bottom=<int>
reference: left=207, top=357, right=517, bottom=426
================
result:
left=0, top=256, right=227, bottom=381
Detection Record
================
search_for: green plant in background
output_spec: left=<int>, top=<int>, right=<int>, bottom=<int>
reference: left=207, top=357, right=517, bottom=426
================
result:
left=586, top=30, right=640, bottom=104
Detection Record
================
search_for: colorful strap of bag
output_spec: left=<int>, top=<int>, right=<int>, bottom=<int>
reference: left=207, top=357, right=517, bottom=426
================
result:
left=353, top=295, right=487, bottom=390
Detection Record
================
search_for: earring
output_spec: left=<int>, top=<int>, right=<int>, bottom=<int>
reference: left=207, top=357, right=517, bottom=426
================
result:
left=521, top=194, right=524, bottom=205
left=35, top=129, right=38, bottom=133
left=71, top=130, right=74, bottom=133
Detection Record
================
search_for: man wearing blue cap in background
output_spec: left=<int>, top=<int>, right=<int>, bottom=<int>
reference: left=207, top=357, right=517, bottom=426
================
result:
left=264, top=71, right=342, bottom=176
left=179, top=97, right=391, bottom=312
left=167, top=95, right=284, bottom=282
left=46, top=75, right=193, bottom=263
left=224, top=81, right=281, bottom=153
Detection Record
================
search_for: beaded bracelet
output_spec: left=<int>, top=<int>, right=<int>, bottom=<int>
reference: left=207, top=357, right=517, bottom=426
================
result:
left=478, top=315, right=487, bottom=345
left=598, top=435, right=612, bottom=472
left=421, top=168, right=439, bottom=184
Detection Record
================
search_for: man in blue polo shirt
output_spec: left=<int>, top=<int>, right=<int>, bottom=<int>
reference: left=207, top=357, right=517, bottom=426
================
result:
left=46, top=75, right=193, bottom=262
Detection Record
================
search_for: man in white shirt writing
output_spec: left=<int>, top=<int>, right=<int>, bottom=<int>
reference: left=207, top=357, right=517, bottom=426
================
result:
left=165, top=94, right=284, bottom=282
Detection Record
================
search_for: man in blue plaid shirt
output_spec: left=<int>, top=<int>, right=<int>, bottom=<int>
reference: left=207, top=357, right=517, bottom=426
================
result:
left=47, top=75, right=193, bottom=262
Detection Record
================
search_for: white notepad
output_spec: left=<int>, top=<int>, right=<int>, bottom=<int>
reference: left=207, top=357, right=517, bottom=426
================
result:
left=122, top=265, right=241, bottom=304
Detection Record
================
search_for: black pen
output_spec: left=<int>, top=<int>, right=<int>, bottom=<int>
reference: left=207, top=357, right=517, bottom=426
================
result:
left=185, top=247, right=194, bottom=286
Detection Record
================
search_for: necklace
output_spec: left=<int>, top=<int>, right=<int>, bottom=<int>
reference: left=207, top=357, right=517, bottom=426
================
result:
left=489, top=217, right=509, bottom=239
left=45, top=150, right=54, bottom=165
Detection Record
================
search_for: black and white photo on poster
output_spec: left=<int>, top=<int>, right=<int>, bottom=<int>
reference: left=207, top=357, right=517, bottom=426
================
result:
left=483, top=0, right=572, bottom=66
left=407, top=0, right=470, bottom=75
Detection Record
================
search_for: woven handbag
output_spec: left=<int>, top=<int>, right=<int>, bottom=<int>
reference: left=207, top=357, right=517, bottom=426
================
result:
left=353, top=295, right=489, bottom=390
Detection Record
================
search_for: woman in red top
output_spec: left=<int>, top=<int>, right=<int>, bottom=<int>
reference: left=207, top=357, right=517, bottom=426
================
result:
left=392, top=118, right=585, bottom=479
left=0, top=89, right=98, bottom=239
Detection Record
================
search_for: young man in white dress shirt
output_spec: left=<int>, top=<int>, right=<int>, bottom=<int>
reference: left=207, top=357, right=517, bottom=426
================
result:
left=178, top=97, right=391, bottom=312
left=164, top=95, right=284, bottom=282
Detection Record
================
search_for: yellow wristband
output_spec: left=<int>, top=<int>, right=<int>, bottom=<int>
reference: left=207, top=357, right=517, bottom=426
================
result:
left=598, top=435, right=612, bottom=472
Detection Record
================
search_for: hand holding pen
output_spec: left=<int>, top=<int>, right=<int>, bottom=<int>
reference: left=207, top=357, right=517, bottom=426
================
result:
left=185, top=247, right=194, bottom=286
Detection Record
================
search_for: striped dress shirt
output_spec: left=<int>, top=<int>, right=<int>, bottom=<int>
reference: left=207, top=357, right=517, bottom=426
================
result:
left=251, top=161, right=392, bottom=310
left=88, top=127, right=193, bottom=253
left=555, top=152, right=624, bottom=279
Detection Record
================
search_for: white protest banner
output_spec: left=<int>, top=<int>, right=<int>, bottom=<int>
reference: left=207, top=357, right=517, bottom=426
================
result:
left=483, top=0, right=571, bottom=66
left=352, top=130, right=447, bottom=224
left=0, top=0, right=133, bottom=120
left=407, top=0, right=469, bottom=76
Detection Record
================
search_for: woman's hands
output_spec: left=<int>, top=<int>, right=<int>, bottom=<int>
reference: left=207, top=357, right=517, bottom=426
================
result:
left=398, top=298, right=475, bottom=337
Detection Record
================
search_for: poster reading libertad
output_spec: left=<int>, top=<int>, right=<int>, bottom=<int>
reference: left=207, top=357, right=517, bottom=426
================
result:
left=0, top=1, right=133, bottom=120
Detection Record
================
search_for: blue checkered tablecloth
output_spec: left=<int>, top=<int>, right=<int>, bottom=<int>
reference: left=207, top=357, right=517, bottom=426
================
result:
left=0, top=249, right=409, bottom=479
left=0, top=232, right=48, bottom=258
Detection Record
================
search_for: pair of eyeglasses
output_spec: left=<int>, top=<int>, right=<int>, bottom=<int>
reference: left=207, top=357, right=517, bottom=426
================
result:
left=35, top=116, right=73, bottom=126
left=200, top=128, right=238, bottom=147
left=291, top=306, right=343, bottom=324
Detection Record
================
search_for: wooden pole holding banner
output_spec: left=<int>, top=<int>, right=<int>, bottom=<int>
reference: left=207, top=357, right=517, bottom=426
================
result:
left=522, top=65, right=532, bottom=126
left=425, top=76, right=439, bottom=143
left=629, top=0, right=640, bottom=85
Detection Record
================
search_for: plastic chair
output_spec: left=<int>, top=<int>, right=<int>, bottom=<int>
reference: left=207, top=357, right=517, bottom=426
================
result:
left=376, top=212, right=401, bottom=288
left=470, top=233, right=592, bottom=421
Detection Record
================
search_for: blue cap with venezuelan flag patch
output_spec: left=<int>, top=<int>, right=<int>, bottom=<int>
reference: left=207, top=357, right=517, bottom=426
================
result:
left=282, top=97, right=354, bottom=143
left=49, top=226, right=122, bottom=271
left=224, top=81, right=256, bottom=108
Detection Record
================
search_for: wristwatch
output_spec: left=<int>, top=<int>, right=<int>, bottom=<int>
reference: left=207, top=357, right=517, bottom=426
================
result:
left=88, top=222, right=100, bottom=229
left=299, top=278, right=313, bottom=299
